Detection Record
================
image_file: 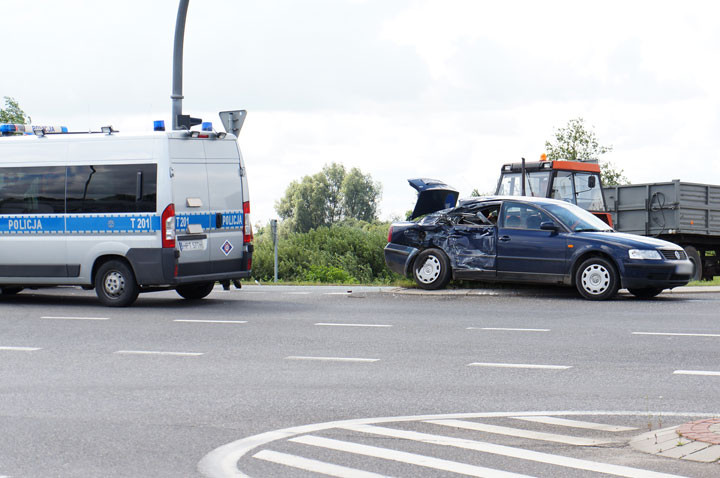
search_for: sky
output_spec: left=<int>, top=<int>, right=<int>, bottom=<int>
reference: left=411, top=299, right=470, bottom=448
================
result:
left=2, top=0, right=720, bottom=226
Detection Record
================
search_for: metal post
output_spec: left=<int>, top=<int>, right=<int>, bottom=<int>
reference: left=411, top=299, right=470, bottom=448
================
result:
left=520, top=157, right=526, bottom=196
left=171, top=0, right=190, bottom=130
left=270, top=219, right=278, bottom=282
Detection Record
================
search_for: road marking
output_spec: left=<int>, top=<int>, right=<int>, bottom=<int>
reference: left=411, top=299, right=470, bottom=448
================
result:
left=285, top=356, right=379, bottom=363
left=324, top=292, right=352, bottom=295
left=291, top=435, right=533, bottom=478
left=254, top=449, right=394, bottom=478
left=511, top=416, right=637, bottom=432
left=41, top=316, right=109, bottom=320
left=174, top=319, right=247, bottom=324
left=287, top=292, right=311, bottom=295
left=426, top=419, right=611, bottom=446
left=674, top=370, right=720, bottom=376
left=468, top=327, right=550, bottom=332
left=467, top=362, right=571, bottom=370
left=0, top=346, right=41, bottom=352
left=633, top=332, right=720, bottom=338
left=114, top=350, right=204, bottom=357
left=341, top=424, right=686, bottom=478
left=315, top=323, right=392, bottom=328
left=198, top=411, right=714, bottom=478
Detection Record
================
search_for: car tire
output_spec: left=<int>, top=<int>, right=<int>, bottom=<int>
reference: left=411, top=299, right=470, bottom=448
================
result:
left=412, top=248, right=451, bottom=290
left=683, top=245, right=702, bottom=282
left=628, top=287, right=664, bottom=299
left=176, top=282, right=215, bottom=300
left=95, top=260, right=140, bottom=307
left=575, top=256, right=619, bottom=300
left=0, top=286, right=23, bottom=295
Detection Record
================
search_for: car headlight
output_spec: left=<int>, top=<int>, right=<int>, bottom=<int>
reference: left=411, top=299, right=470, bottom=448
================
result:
left=628, top=249, right=662, bottom=260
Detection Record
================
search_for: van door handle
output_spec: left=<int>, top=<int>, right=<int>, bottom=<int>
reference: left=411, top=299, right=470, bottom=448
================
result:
left=499, top=235, right=511, bottom=242
left=216, top=213, right=223, bottom=228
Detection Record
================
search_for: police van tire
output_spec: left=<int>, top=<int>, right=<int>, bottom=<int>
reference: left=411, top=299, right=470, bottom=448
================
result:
left=95, top=260, right=139, bottom=307
left=176, top=282, right=215, bottom=300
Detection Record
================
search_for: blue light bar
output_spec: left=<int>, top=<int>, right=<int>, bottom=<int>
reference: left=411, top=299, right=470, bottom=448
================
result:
left=154, top=120, right=166, bottom=132
left=201, top=122, right=213, bottom=132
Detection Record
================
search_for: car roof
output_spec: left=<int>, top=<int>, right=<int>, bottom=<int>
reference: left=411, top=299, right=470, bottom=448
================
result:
left=457, top=195, right=572, bottom=208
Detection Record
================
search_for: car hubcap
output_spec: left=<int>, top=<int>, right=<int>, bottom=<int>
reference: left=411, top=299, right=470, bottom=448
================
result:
left=581, top=264, right=610, bottom=295
left=416, top=256, right=441, bottom=284
left=104, top=271, right=125, bottom=297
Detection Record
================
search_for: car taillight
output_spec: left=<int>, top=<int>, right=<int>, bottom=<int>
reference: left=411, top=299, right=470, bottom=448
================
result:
left=243, top=201, right=253, bottom=243
left=387, top=226, right=393, bottom=242
left=162, top=203, right=176, bottom=248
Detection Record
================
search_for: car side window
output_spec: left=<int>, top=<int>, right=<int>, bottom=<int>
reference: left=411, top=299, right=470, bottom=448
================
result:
left=500, top=202, right=553, bottom=230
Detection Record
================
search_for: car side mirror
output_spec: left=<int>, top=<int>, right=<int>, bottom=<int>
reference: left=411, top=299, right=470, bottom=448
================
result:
left=587, top=176, right=596, bottom=188
left=540, top=221, right=558, bottom=231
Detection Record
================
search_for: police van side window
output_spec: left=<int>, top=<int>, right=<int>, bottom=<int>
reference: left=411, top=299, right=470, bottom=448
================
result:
left=66, top=164, right=157, bottom=213
left=0, top=167, right=66, bottom=214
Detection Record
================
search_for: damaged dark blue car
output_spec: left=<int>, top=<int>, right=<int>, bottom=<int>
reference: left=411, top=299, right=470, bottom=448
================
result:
left=384, top=179, right=694, bottom=300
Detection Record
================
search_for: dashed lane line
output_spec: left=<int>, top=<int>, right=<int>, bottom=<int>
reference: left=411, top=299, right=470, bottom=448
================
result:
left=340, top=424, right=687, bottom=478
left=114, top=350, right=204, bottom=357
left=285, top=356, right=379, bottom=363
left=0, top=346, right=41, bottom=352
left=633, top=332, right=720, bottom=338
left=41, top=316, right=109, bottom=320
left=174, top=320, right=248, bottom=324
left=315, top=323, right=392, bottom=328
left=467, top=362, right=571, bottom=370
left=290, top=435, right=534, bottom=478
left=253, top=449, right=394, bottom=478
left=511, top=416, right=637, bottom=432
left=425, top=419, right=612, bottom=446
left=468, top=327, right=550, bottom=332
left=673, top=370, right=720, bottom=376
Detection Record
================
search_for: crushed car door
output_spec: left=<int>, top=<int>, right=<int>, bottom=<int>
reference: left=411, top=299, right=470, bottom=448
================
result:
left=446, top=206, right=498, bottom=279
left=496, top=201, right=568, bottom=282
left=408, top=178, right=459, bottom=219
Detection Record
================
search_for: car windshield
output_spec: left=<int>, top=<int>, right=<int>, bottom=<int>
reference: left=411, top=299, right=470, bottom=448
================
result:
left=543, top=202, right=613, bottom=232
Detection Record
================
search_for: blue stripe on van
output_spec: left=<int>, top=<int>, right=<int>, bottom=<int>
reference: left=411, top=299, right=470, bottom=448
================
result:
left=66, top=214, right=160, bottom=233
left=0, top=215, right=65, bottom=234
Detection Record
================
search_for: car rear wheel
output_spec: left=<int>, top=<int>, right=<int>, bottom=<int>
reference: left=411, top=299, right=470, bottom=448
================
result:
left=176, top=282, right=215, bottom=300
left=628, top=287, right=664, bottom=299
left=95, top=260, right=139, bottom=307
left=412, top=248, right=451, bottom=290
left=575, top=257, right=619, bottom=300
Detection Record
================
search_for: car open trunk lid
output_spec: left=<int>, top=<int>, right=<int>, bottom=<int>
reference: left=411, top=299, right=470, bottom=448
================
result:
left=408, top=178, right=459, bottom=219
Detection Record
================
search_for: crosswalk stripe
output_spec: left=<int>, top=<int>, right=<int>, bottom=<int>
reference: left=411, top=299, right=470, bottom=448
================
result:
left=290, top=435, right=535, bottom=478
left=426, top=419, right=611, bottom=446
left=254, top=449, right=394, bottom=478
left=340, top=424, right=687, bottom=478
left=511, top=416, right=637, bottom=432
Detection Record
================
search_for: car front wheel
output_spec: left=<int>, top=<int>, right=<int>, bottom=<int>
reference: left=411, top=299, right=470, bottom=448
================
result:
left=575, top=257, right=619, bottom=300
left=412, top=248, right=451, bottom=290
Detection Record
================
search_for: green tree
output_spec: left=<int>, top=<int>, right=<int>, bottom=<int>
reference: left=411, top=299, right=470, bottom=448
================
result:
left=275, top=163, right=381, bottom=232
left=0, top=97, right=30, bottom=124
left=544, top=117, right=628, bottom=186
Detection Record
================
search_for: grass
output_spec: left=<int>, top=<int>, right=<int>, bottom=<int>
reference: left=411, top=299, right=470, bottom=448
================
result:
left=688, top=277, right=720, bottom=286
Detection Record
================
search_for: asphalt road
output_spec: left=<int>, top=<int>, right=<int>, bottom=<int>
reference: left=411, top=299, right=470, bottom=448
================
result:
left=0, top=285, right=718, bottom=477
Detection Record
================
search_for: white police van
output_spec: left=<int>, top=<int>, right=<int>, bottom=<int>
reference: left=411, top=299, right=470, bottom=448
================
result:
left=0, top=117, right=253, bottom=306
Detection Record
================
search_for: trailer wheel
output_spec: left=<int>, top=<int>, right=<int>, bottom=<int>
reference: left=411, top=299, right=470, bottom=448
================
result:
left=95, top=260, right=139, bottom=307
left=176, top=282, right=215, bottom=300
left=683, top=246, right=702, bottom=282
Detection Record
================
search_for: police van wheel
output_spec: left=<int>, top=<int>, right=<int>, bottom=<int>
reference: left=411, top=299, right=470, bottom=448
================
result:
left=176, top=282, right=215, bottom=300
left=95, top=260, right=139, bottom=307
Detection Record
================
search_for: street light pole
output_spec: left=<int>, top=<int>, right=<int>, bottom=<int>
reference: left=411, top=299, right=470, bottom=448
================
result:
left=171, top=0, right=190, bottom=130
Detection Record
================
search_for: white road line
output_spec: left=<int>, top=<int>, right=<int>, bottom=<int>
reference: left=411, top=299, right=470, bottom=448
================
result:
left=291, top=435, right=534, bottom=478
left=324, top=292, right=352, bottom=295
left=174, top=319, right=247, bottom=324
left=341, top=424, right=687, bottom=478
left=285, top=356, right=379, bottom=363
left=0, top=346, right=41, bottom=352
left=674, top=370, right=720, bottom=376
left=511, top=416, right=637, bottom=432
left=41, top=316, right=109, bottom=320
left=287, top=292, right=311, bottom=295
left=315, top=323, right=392, bottom=328
left=633, top=332, right=720, bottom=338
left=254, top=449, right=394, bottom=478
left=467, top=362, right=571, bottom=370
left=425, top=419, right=611, bottom=446
left=467, top=327, right=550, bottom=332
left=114, top=350, right=204, bottom=357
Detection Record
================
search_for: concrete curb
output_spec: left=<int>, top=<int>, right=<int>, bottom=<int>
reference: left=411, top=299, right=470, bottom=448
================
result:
left=630, top=420, right=720, bottom=463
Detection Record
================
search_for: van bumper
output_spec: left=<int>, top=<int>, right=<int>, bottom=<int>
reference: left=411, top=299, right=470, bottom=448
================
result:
left=126, top=248, right=252, bottom=286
